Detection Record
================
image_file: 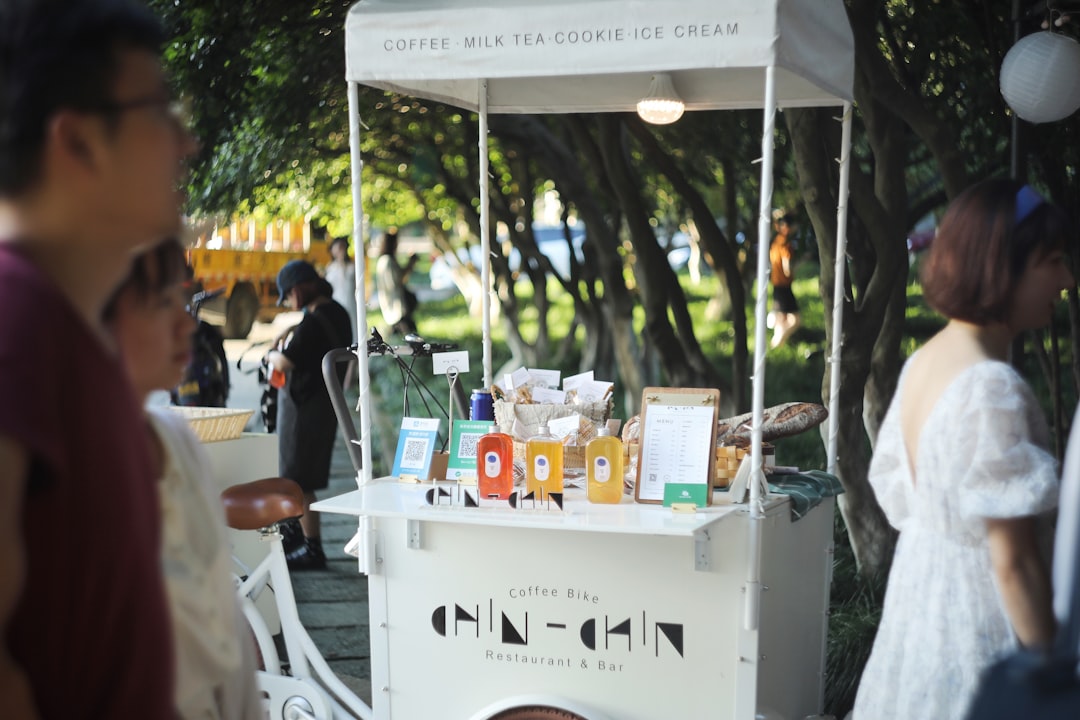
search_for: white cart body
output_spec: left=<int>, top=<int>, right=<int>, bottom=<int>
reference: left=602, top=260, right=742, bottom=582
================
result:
left=315, top=485, right=834, bottom=720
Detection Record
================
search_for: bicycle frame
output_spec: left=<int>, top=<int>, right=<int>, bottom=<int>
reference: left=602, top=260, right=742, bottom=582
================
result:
left=323, top=333, right=469, bottom=477
left=235, top=523, right=373, bottom=720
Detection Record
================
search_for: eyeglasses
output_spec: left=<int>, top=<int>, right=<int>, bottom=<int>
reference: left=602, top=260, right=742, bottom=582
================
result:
left=85, top=95, right=193, bottom=134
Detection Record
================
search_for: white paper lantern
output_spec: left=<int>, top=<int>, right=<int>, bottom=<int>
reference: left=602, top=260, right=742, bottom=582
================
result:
left=1000, top=31, right=1080, bottom=123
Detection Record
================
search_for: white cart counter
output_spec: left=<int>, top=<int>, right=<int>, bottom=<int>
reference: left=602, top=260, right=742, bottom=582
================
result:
left=314, top=480, right=834, bottom=720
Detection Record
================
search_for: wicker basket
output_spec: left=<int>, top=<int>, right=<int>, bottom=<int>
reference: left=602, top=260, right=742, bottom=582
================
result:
left=513, top=440, right=588, bottom=469
left=168, top=406, right=254, bottom=443
left=624, top=441, right=773, bottom=489
left=494, top=398, right=612, bottom=442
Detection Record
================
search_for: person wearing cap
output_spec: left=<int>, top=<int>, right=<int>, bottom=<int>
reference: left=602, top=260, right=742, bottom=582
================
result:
left=265, top=260, right=353, bottom=570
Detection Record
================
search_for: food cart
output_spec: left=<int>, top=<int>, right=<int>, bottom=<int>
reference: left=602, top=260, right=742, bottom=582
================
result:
left=312, top=1, right=856, bottom=718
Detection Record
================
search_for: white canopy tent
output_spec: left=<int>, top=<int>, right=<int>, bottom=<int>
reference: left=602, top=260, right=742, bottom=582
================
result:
left=346, top=0, right=854, bottom=495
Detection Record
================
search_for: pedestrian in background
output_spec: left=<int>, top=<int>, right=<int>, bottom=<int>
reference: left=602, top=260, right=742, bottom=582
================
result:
left=326, top=236, right=358, bottom=336
left=0, top=1, right=197, bottom=717
left=375, top=228, right=420, bottom=337
left=325, top=236, right=358, bottom=387
left=105, top=238, right=261, bottom=720
left=266, top=260, right=353, bottom=570
left=769, top=211, right=801, bottom=348
left=852, top=179, right=1071, bottom=719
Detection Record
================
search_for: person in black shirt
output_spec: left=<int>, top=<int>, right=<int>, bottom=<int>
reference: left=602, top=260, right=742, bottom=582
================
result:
left=266, top=260, right=353, bottom=570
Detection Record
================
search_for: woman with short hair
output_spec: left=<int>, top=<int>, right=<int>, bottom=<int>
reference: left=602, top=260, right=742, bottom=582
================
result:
left=852, top=179, right=1074, bottom=719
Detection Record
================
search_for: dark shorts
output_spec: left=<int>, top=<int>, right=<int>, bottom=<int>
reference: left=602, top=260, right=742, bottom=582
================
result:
left=773, top=285, right=799, bottom=314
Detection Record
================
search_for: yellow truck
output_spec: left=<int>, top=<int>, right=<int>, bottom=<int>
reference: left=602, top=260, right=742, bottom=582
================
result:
left=187, top=225, right=331, bottom=339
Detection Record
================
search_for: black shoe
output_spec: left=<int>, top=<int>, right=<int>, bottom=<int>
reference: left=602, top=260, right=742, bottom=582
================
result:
left=286, top=538, right=326, bottom=571
left=278, top=517, right=305, bottom=554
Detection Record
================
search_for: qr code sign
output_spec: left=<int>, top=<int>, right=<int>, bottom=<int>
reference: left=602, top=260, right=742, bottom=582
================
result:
left=401, top=436, right=430, bottom=469
left=457, top=432, right=482, bottom=460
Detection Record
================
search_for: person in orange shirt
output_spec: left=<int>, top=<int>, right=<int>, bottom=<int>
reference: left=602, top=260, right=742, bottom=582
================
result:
left=768, top=212, right=801, bottom=348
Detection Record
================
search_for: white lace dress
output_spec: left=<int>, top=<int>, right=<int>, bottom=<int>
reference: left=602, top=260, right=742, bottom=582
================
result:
left=852, top=359, right=1058, bottom=720
left=149, top=408, right=262, bottom=720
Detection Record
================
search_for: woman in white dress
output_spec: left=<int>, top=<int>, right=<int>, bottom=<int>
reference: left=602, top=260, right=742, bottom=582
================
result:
left=852, top=179, right=1073, bottom=719
left=106, top=239, right=261, bottom=720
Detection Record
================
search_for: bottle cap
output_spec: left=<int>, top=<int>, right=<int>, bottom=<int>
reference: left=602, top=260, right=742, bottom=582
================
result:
left=597, top=425, right=611, bottom=437
left=490, top=423, right=501, bottom=434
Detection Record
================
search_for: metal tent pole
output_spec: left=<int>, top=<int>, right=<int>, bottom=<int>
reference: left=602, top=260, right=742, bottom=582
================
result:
left=478, top=80, right=493, bottom=391
left=347, top=81, right=373, bottom=488
left=736, top=63, right=778, bottom=720
left=826, top=102, right=853, bottom=475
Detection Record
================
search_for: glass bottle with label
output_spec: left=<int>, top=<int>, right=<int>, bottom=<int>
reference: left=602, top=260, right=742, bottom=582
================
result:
left=586, top=426, right=624, bottom=504
left=477, top=424, right=514, bottom=500
left=525, top=422, right=563, bottom=501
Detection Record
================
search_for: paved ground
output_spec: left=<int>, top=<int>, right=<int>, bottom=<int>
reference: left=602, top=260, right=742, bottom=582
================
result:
left=224, top=318, right=373, bottom=707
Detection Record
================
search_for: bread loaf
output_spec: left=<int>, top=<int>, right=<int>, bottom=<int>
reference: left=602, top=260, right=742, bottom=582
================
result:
left=717, top=402, right=827, bottom=444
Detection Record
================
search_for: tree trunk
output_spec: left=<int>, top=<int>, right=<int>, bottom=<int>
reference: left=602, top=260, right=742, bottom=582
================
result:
left=626, top=118, right=747, bottom=412
left=597, top=115, right=722, bottom=389
left=786, top=105, right=901, bottom=576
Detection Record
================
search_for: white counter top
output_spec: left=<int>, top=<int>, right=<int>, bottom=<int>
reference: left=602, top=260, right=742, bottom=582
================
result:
left=312, top=476, right=790, bottom=538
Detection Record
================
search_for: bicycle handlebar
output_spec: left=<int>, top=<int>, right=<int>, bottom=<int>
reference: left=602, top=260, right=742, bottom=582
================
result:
left=188, top=287, right=226, bottom=314
left=363, top=328, right=457, bottom=358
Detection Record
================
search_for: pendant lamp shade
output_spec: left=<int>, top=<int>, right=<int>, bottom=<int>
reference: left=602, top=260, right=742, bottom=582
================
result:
left=1000, top=31, right=1080, bottom=123
left=636, top=73, right=685, bottom=125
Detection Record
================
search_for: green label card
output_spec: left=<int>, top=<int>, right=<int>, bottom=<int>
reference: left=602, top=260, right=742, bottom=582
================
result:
left=663, top=482, right=709, bottom=508
left=446, top=420, right=493, bottom=481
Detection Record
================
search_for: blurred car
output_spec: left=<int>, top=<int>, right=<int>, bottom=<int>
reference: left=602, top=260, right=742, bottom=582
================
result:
left=429, top=223, right=586, bottom=290
left=664, top=231, right=692, bottom=270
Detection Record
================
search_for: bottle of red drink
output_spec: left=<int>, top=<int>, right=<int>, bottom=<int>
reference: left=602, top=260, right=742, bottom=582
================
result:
left=477, top=424, right=514, bottom=500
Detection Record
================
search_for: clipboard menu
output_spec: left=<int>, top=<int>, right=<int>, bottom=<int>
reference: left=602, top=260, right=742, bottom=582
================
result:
left=634, top=387, right=721, bottom=506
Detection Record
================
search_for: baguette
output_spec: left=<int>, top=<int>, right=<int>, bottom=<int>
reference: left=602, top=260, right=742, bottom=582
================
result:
left=717, top=402, right=827, bottom=444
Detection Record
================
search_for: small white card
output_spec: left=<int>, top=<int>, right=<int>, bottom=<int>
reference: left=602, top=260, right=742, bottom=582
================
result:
left=527, top=368, right=562, bottom=390
left=576, top=380, right=613, bottom=403
left=547, top=413, right=582, bottom=440
left=433, top=350, right=469, bottom=375
left=504, top=367, right=531, bottom=390
left=531, top=387, right=567, bottom=404
left=562, top=370, right=594, bottom=392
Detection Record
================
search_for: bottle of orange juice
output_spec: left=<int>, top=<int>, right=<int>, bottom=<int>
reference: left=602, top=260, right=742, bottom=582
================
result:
left=525, top=423, right=563, bottom=501
left=586, top=426, right=624, bottom=504
left=477, top=424, right=514, bottom=500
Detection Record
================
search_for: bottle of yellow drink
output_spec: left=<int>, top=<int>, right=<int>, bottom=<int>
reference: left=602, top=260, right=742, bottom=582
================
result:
left=525, top=423, right=563, bottom=501
left=586, top=426, right=624, bottom=504
left=477, top=424, right=514, bottom=500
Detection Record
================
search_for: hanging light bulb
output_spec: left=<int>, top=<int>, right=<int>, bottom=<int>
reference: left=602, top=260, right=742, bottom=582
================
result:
left=636, top=73, right=685, bottom=125
left=1000, top=31, right=1080, bottom=123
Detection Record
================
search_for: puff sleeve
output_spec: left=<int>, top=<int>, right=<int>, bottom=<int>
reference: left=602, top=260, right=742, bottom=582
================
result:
left=958, top=364, right=1058, bottom=523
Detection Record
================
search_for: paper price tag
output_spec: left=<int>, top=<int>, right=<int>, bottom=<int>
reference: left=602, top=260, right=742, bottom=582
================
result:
left=504, top=367, right=531, bottom=389
left=530, top=387, right=567, bottom=404
left=577, top=380, right=613, bottom=402
left=433, top=351, right=469, bottom=375
left=526, top=368, right=561, bottom=389
left=547, top=414, right=582, bottom=440
left=562, top=370, right=594, bottom=392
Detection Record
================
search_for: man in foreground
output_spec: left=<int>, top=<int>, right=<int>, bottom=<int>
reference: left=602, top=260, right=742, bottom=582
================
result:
left=0, top=1, right=197, bottom=717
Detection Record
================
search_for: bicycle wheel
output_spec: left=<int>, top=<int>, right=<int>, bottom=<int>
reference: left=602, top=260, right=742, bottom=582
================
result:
left=488, top=708, right=588, bottom=720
